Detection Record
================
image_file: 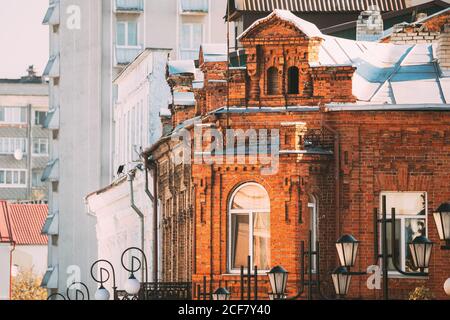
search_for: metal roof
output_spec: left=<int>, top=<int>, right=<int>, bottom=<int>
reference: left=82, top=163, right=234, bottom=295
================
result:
left=318, top=35, right=449, bottom=104
left=233, top=0, right=406, bottom=12
left=8, top=203, right=48, bottom=245
left=168, top=60, right=196, bottom=75
left=200, top=44, right=228, bottom=62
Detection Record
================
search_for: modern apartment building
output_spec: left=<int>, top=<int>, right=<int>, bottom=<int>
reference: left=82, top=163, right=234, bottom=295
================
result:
left=41, top=0, right=229, bottom=294
left=0, top=66, right=49, bottom=203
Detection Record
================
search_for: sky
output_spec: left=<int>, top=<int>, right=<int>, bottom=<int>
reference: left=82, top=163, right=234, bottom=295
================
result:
left=0, top=0, right=49, bottom=79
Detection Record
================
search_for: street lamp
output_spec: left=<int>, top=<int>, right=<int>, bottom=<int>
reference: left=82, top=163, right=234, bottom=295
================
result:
left=331, top=267, right=351, bottom=298
left=212, top=288, right=231, bottom=301
left=444, top=278, right=450, bottom=297
left=95, top=285, right=111, bottom=301
left=124, top=274, right=141, bottom=296
left=408, top=235, right=434, bottom=272
left=336, top=234, right=359, bottom=268
left=433, top=203, right=450, bottom=249
left=267, top=266, right=288, bottom=300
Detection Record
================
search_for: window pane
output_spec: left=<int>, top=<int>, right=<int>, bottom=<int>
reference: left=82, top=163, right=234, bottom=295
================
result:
left=405, top=218, right=426, bottom=272
left=181, top=24, right=191, bottom=49
left=127, top=22, right=137, bottom=46
left=231, top=214, right=249, bottom=269
left=12, top=171, right=18, bottom=184
left=192, top=24, right=203, bottom=49
left=253, top=212, right=270, bottom=270
left=0, top=108, right=4, bottom=121
left=386, top=220, right=401, bottom=271
left=0, top=171, right=4, bottom=184
left=20, top=108, right=27, bottom=123
left=117, top=22, right=126, bottom=46
left=20, top=171, right=25, bottom=185
left=232, top=184, right=270, bottom=210
left=384, top=192, right=426, bottom=216
left=5, top=171, right=12, bottom=184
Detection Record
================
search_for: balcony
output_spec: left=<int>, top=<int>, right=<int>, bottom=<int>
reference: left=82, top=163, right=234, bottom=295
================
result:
left=115, top=46, right=143, bottom=66
left=180, top=0, right=208, bottom=14
left=115, top=0, right=144, bottom=13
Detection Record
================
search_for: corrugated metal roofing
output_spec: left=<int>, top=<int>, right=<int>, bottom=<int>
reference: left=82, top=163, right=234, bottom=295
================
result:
left=318, top=35, right=448, bottom=104
left=234, top=0, right=406, bottom=12
left=0, top=201, right=13, bottom=243
left=0, top=201, right=48, bottom=245
left=8, top=203, right=48, bottom=245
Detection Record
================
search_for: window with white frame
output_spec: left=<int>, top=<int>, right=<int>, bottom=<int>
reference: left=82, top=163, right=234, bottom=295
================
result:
left=116, top=21, right=138, bottom=47
left=0, top=138, right=27, bottom=154
left=0, top=107, right=27, bottom=124
left=229, top=183, right=271, bottom=272
left=32, top=170, right=45, bottom=187
left=308, top=195, right=318, bottom=273
left=380, top=192, right=427, bottom=273
left=33, top=138, right=49, bottom=155
left=35, top=111, right=47, bottom=126
left=180, top=23, right=203, bottom=59
left=0, top=169, right=27, bottom=187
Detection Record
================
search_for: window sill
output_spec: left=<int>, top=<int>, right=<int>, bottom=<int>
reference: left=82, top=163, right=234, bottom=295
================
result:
left=386, top=272, right=429, bottom=280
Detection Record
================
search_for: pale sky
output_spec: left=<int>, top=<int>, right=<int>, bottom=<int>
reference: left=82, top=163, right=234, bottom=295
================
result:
left=0, top=0, right=49, bottom=79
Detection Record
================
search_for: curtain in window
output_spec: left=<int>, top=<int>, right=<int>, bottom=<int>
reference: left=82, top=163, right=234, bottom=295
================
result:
left=231, top=215, right=249, bottom=269
left=253, top=212, right=270, bottom=270
left=117, top=23, right=126, bottom=46
left=128, top=22, right=138, bottom=46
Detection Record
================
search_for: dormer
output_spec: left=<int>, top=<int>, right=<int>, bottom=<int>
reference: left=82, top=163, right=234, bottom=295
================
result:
left=238, top=10, right=356, bottom=107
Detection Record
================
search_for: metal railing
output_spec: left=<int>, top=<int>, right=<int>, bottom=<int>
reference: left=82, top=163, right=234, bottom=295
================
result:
left=115, top=0, right=144, bottom=12
left=180, top=0, right=208, bottom=13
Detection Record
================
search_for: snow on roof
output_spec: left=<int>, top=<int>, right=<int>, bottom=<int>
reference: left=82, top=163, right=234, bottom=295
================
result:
left=173, top=92, right=195, bottom=106
left=318, top=35, right=448, bottom=104
left=201, top=44, right=228, bottom=62
left=168, top=60, right=195, bottom=75
left=238, top=9, right=324, bottom=40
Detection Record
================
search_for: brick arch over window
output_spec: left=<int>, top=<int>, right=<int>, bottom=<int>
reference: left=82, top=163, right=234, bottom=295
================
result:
left=287, top=66, right=300, bottom=94
left=266, top=67, right=279, bottom=95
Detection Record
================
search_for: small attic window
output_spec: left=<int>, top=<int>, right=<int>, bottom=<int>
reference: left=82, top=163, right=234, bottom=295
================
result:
left=288, top=66, right=299, bottom=94
left=267, top=67, right=279, bottom=95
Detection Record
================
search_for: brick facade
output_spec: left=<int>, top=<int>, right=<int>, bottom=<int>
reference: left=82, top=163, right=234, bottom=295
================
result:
left=145, top=11, right=450, bottom=300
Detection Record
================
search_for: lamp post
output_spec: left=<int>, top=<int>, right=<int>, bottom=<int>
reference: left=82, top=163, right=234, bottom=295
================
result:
left=121, top=247, right=148, bottom=298
left=212, top=288, right=231, bottom=301
left=433, top=203, right=450, bottom=250
left=91, top=259, right=117, bottom=300
left=267, top=266, right=288, bottom=300
left=444, top=278, right=450, bottom=296
left=409, top=236, right=434, bottom=273
left=331, top=267, right=351, bottom=299
left=336, top=235, right=359, bottom=268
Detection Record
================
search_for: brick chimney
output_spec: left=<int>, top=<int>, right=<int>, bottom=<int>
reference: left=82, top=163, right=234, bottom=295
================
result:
left=437, top=24, right=450, bottom=77
left=356, top=5, right=383, bottom=42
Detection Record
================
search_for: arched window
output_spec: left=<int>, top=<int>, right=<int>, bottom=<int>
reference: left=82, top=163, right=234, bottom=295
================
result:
left=288, top=66, right=300, bottom=94
left=267, top=67, right=279, bottom=95
left=229, top=183, right=271, bottom=272
left=308, top=195, right=318, bottom=272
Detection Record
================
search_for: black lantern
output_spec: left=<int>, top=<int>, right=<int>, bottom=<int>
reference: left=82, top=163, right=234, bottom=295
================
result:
left=331, top=267, right=351, bottom=298
left=433, top=203, right=450, bottom=249
left=212, top=288, right=231, bottom=301
left=336, top=234, right=360, bottom=268
left=267, top=266, right=288, bottom=300
left=409, top=236, right=433, bottom=272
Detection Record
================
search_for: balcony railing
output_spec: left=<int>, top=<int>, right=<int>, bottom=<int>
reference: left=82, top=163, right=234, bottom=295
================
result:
left=180, top=0, right=208, bottom=14
left=115, top=0, right=144, bottom=12
left=115, top=46, right=143, bottom=66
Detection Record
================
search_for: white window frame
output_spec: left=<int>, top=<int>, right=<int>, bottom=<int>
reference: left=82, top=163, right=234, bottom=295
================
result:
left=180, top=23, right=204, bottom=58
left=379, top=191, right=428, bottom=276
left=34, top=110, right=48, bottom=126
left=0, top=169, right=27, bottom=188
left=33, top=138, right=49, bottom=156
left=228, top=182, right=271, bottom=274
left=0, top=107, right=27, bottom=124
left=0, top=137, right=27, bottom=155
left=116, top=20, right=139, bottom=48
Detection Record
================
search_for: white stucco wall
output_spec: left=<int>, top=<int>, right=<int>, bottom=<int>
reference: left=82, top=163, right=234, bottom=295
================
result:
left=0, top=243, right=12, bottom=300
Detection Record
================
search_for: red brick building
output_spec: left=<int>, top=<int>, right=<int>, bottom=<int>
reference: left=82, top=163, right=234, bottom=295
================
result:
left=145, top=10, right=450, bottom=299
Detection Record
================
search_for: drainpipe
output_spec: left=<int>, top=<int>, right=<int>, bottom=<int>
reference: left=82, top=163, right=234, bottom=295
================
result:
left=128, top=171, right=145, bottom=280
left=144, top=158, right=158, bottom=283
left=9, top=241, right=16, bottom=300
left=321, top=113, right=341, bottom=241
